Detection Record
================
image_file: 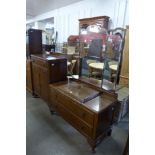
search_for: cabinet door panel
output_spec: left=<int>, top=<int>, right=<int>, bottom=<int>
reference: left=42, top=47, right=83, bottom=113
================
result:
left=32, top=63, right=40, bottom=96
left=49, top=60, right=67, bottom=83
left=26, top=61, right=32, bottom=92
left=40, top=68, right=49, bottom=102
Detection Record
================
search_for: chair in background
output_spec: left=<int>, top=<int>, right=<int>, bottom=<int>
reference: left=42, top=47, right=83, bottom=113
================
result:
left=67, top=46, right=76, bottom=55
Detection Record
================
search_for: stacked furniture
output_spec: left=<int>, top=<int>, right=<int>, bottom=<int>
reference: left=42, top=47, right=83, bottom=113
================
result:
left=26, top=19, right=129, bottom=153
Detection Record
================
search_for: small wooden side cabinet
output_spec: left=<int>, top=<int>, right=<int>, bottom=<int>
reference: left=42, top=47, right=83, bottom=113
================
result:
left=49, top=79, right=117, bottom=152
left=31, top=53, right=67, bottom=102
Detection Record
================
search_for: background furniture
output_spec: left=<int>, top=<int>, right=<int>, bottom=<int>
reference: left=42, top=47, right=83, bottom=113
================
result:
left=88, top=62, right=104, bottom=79
left=119, top=26, right=129, bottom=87
left=42, top=44, right=55, bottom=52
left=67, top=59, right=77, bottom=75
left=31, top=53, right=67, bottom=102
left=79, top=16, right=109, bottom=37
left=26, top=29, right=43, bottom=58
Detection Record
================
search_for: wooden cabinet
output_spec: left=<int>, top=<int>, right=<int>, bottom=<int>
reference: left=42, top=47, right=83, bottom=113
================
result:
left=49, top=80, right=117, bottom=152
left=31, top=53, right=67, bottom=102
left=119, top=26, right=129, bottom=87
left=26, top=29, right=42, bottom=58
left=31, top=57, right=48, bottom=101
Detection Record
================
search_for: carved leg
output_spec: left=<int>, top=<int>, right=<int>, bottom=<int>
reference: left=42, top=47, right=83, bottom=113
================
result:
left=87, top=138, right=96, bottom=153
left=91, top=147, right=96, bottom=154
left=32, top=92, right=39, bottom=98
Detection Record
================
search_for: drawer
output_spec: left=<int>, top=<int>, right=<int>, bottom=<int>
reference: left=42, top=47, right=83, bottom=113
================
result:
left=31, top=58, right=48, bottom=68
left=55, top=90, right=94, bottom=126
left=55, top=102, right=93, bottom=137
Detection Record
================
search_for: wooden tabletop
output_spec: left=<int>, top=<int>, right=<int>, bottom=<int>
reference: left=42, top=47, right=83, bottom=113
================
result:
left=50, top=80, right=117, bottom=113
left=52, top=80, right=100, bottom=103
left=89, top=62, right=104, bottom=70
left=84, top=94, right=116, bottom=113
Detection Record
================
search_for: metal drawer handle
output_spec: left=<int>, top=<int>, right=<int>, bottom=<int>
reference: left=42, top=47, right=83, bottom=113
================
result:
left=51, top=64, right=55, bottom=66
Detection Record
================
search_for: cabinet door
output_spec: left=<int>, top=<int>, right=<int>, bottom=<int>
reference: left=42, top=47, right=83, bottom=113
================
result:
left=28, top=29, right=42, bottom=55
left=40, top=67, right=49, bottom=102
left=32, top=63, right=40, bottom=96
left=49, top=60, right=67, bottom=83
left=26, top=61, right=32, bottom=92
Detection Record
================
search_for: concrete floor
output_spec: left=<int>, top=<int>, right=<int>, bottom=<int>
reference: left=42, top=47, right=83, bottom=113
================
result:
left=26, top=91, right=128, bottom=155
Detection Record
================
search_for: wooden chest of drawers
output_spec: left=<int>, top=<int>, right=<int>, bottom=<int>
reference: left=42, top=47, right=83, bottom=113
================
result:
left=49, top=80, right=117, bottom=152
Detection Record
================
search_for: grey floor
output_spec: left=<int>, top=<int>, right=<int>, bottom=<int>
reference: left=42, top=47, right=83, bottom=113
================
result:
left=26, top=91, right=128, bottom=155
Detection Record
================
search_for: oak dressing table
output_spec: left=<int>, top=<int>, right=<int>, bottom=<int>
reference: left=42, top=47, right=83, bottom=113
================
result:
left=49, top=77, right=117, bottom=152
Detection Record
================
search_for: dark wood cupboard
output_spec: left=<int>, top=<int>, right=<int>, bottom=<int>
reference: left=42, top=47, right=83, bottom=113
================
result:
left=26, top=29, right=43, bottom=58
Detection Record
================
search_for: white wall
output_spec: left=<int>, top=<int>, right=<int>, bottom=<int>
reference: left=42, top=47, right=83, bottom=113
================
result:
left=27, top=0, right=129, bottom=43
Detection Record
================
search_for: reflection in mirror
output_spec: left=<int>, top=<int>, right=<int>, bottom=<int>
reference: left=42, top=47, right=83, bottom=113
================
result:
left=79, top=39, right=104, bottom=88
left=63, top=40, right=80, bottom=77
left=63, top=27, right=126, bottom=92
left=101, top=28, right=126, bottom=91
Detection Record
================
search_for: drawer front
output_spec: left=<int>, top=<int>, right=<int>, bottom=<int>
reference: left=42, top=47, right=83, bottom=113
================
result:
left=31, top=58, right=48, bottom=68
left=55, top=101, right=93, bottom=137
left=55, top=90, right=94, bottom=126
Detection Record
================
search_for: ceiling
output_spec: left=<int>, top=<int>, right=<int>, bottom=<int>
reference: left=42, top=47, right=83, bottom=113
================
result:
left=26, top=0, right=83, bottom=20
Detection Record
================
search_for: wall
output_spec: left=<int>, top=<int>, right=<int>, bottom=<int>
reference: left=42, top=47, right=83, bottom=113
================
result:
left=27, top=0, right=129, bottom=43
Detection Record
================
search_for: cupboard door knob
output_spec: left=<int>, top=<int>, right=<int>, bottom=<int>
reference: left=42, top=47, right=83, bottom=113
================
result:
left=51, top=64, right=55, bottom=66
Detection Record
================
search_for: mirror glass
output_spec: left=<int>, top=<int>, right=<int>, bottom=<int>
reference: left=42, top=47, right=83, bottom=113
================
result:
left=101, top=28, right=126, bottom=91
left=62, top=28, right=126, bottom=92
